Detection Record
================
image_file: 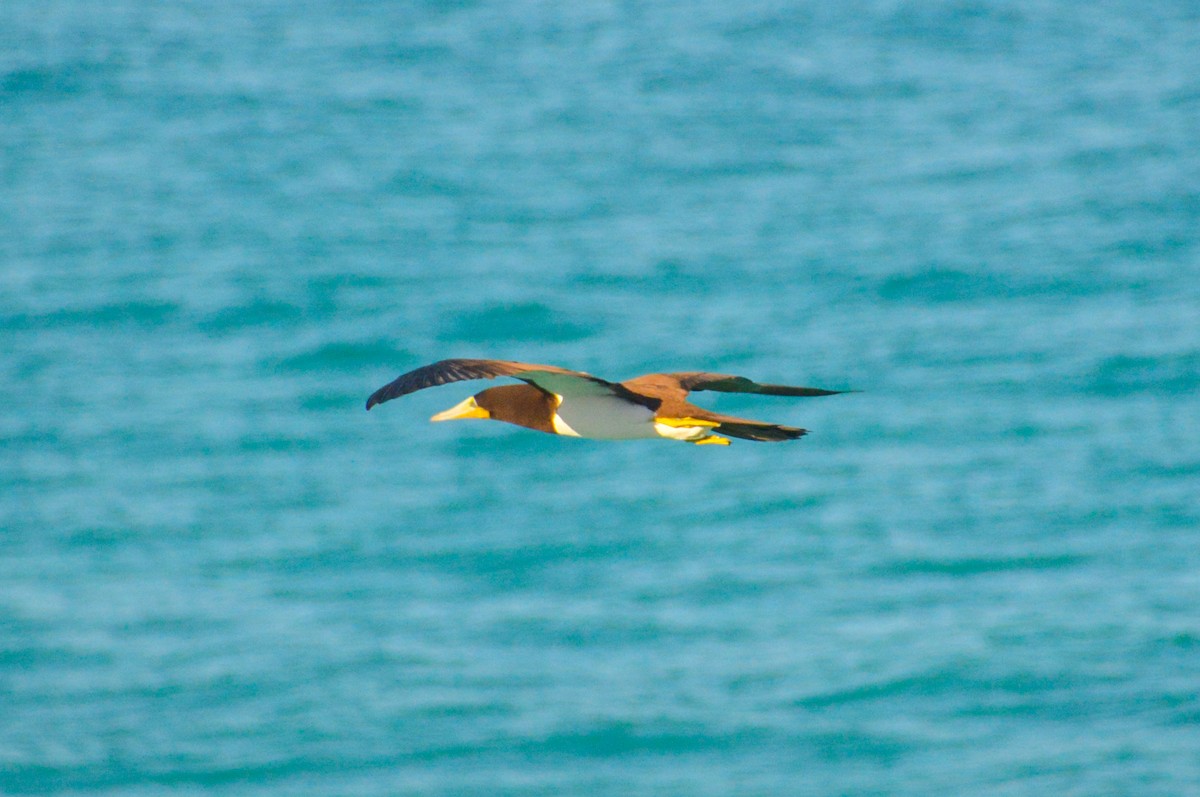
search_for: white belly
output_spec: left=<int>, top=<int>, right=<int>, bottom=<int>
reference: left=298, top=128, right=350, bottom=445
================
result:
left=551, top=394, right=659, bottom=439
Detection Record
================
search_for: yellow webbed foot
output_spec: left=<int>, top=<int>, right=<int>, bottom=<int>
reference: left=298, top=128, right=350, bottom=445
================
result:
left=656, top=416, right=721, bottom=428
left=692, top=435, right=731, bottom=446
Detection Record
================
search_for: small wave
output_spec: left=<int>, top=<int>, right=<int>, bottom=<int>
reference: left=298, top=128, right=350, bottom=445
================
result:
left=880, top=554, right=1083, bottom=578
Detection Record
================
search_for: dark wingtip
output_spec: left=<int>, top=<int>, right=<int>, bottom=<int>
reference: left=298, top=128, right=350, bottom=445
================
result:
left=755, top=385, right=857, bottom=397
left=364, top=388, right=386, bottom=411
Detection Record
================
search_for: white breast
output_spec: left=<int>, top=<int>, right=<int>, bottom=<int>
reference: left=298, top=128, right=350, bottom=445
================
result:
left=551, top=394, right=658, bottom=439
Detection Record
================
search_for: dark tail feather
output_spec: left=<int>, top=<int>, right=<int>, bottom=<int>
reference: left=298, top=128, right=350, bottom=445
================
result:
left=716, top=421, right=808, bottom=442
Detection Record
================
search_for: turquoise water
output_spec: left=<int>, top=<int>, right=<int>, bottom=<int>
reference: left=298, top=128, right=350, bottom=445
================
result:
left=3, top=2, right=1199, bottom=794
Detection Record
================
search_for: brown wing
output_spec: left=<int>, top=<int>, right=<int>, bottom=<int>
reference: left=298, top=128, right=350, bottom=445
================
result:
left=620, top=371, right=843, bottom=444
left=366, top=358, right=656, bottom=411
left=625, top=372, right=848, bottom=397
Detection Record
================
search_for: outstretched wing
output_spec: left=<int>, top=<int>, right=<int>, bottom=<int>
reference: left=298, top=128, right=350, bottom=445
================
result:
left=366, top=358, right=657, bottom=410
left=624, top=372, right=849, bottom=398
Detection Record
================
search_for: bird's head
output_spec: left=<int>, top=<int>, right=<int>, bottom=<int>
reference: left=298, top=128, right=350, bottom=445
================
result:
left=430, top=384, right=556, bottom=433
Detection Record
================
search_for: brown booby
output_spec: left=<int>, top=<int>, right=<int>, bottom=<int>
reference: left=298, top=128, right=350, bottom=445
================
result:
left=365, top=358, right=849, bottom=445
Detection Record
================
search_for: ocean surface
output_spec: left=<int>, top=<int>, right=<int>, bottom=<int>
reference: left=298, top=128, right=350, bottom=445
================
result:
left=3, top=2, right=1199, bottom=795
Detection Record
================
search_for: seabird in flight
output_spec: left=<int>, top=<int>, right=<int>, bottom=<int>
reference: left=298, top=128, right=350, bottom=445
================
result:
left=365, top=358, right=849, bottom=445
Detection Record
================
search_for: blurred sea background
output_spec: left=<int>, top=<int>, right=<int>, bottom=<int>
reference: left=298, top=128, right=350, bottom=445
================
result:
left=3, top=1, right=1199, bottom=795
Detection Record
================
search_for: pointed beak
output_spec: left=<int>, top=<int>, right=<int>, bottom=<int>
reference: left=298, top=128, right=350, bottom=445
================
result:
left=430, top=395, right=490, bottom=422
